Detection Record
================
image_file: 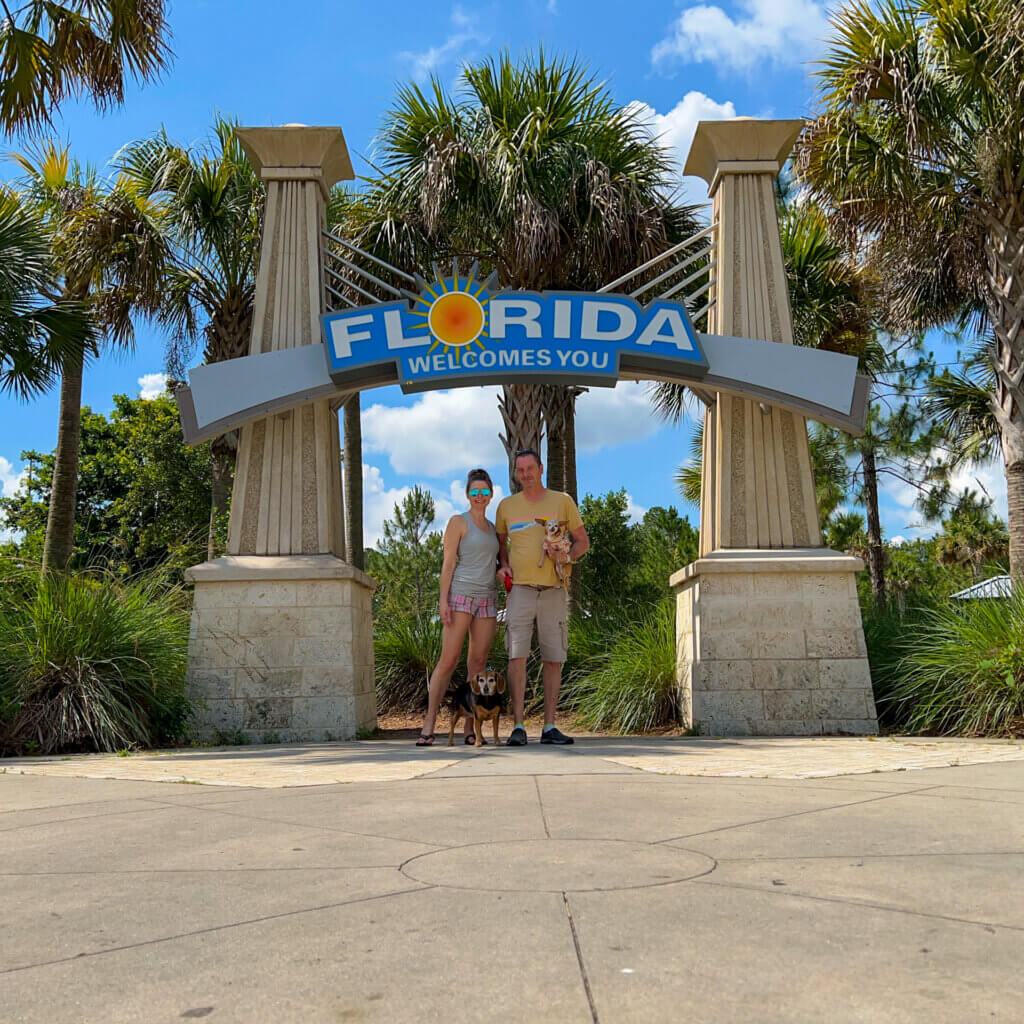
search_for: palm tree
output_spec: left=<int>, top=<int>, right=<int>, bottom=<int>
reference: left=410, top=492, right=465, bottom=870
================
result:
left=356, top=51, right=701, bottom=490
left=117, top=120, right=262, bottom=558
left=798, top=0, right=1024, bottom=577
left=0, top=185, right=91, bottom=398
left=13, top=141, right=167, bottom=571
left=0, top=0, right=171, bottom=136
left=935, top=491, right=1009, bottom=578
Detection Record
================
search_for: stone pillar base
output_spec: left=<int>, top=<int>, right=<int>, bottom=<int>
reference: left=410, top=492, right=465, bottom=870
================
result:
left=184, top=555, right=376, bottom=743
left=671, top=549, right=878, bottom=737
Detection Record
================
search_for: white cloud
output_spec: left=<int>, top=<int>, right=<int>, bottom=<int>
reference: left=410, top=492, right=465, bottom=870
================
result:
left=138, top=372, right=168, bottom=400
left=0, top=456, right=25, bottom=499
left=574, top=381, right=665, bottom=453
left=949, top=461, right=1009, bottom=521
left=627, top=93, right=738, bottom=205
left=889, top=535, right=907, bottom=547
left=652, top=0, right=830, bottom=73
left=362, top=387, right=506, bottom=477
left=363, top=381, right=667, bottom=478
left=397, top=6, right=488, bottom=82
left=878, top=456, right=1009, bottom=541
left=625, top=492, right=648, bottom=524
left=0, top=456, right=27, bottom=545
left=359, top=462, right=506, bottom=548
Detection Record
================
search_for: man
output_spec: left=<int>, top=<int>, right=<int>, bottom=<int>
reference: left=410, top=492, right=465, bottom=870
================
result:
left=495, top=448, right=590, bottom=746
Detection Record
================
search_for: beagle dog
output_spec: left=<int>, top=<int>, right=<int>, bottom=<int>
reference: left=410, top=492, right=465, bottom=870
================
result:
left=448, top=670, right=507, bottom=746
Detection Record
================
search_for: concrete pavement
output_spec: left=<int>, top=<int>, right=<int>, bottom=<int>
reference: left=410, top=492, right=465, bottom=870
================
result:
left=2, top=737, right=1023, bottom=1022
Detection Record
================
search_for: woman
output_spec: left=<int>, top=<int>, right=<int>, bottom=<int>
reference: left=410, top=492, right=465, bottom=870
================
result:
left=417, top=469, right=500, bottom=746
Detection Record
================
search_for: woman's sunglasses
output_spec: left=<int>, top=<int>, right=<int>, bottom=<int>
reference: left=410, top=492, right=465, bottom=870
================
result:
left=468, top=488, right=492, bottom=497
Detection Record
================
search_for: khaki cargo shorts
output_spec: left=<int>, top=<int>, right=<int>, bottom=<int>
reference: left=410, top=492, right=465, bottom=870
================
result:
left=505, top=584, right=568, bottom=663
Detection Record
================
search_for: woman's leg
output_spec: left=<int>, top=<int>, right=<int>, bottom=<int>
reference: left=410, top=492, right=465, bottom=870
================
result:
left=466, top=615, right=498, bottom=678
left=420, top=611, right=473, bottom=739
left=464, top=615, right=499, bottom=740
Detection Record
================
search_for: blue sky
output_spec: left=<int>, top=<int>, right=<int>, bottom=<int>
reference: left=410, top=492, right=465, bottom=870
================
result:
left=0, top=0, right=1006, bottom=546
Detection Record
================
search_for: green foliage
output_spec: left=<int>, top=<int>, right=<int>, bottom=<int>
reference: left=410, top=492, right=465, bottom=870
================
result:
left=365, top=486, right=444, bottom=624
left=374, top=613, right=443, bottom=714
left=575, top=490, right=697, bottom=620
left=0, top=187, right=92, bottom=398
left=884, top=587, right=1024, bottom=736
left=354, top=51, right=701, bottom=293
left=0, top=561, right=191, bottom=755
left=563, top=601, right=681, bottom=733
left=0, top=1, right=172, bottom=136
left=0, top=393, right=217, bottom=575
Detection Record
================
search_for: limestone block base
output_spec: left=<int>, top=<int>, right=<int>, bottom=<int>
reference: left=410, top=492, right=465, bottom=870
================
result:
left=671, top=549, right=878, bottom=737
left=184, top=555, right=376, bottom=742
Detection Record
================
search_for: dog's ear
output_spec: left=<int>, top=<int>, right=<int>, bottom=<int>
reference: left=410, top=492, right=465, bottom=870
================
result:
left=535, top=517, right=546, bottom=526
left=470, top=674, right=483, bottom=695
left=560, top=519, right=569, bottom=529
left=496, top=672, right=506, bottom=693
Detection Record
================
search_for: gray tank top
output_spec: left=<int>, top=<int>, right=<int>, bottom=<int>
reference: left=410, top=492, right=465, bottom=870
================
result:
left=450, top=513, right=499, bottom=598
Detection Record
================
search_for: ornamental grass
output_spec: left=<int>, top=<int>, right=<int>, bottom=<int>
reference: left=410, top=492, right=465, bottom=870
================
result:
left=563, top=600, right=681, bottom=733
left=885, top=587, right=1024, bottom=737
left=0, top=561, right=191, bottom=755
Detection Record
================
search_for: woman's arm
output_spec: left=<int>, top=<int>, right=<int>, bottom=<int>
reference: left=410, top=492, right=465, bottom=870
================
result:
left=438, top=516, right=466, bottom=625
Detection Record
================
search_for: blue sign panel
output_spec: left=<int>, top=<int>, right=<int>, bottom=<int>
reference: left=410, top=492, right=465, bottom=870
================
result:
left=320, top=277, right=709, bottom=393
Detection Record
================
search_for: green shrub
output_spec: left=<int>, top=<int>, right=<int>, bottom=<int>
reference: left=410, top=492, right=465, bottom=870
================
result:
left=884, top=587, right=1024, bottom=736
left=0, top=562, right=191, bottom=755
left=861, top=600, right=939, bottom=731
left=563, top=600, right=681, bottom=733
left=374, top=614, right=444, bottom=713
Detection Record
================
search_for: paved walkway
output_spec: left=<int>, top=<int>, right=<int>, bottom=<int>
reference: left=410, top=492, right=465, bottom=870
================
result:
left=3, top=736, right=1024, bottom=1021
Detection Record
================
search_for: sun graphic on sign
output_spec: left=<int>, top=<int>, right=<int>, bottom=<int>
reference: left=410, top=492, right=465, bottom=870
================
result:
left=409, top=264, right=495, bottom=363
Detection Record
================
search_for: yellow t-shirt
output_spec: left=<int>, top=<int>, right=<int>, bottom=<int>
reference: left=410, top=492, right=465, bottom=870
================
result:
left=495, top=490, right=584, bottom=587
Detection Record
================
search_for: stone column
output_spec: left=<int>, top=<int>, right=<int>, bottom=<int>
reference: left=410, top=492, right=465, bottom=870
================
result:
left=671, top=119, right=877, bottom=737
left=184, top=125, right=376, bottom=743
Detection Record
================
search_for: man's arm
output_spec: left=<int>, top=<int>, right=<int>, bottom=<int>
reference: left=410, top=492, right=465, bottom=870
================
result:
left=567, top=524, right=589, bottom=563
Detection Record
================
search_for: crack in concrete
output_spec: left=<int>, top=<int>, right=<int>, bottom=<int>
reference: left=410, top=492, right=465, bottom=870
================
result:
left=136, top=797, right=456, bottom=851
left=0, top=885, right=433, bottom=975
left=563, top=892, right=599, bottom=1023
left=654, top=786, right=943, bottom=844
left=692, top=877, right=1023, bottom=934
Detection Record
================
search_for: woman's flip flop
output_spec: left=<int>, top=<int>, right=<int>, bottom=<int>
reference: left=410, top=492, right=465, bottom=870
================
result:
left=416, top=734, right=434, bottom=746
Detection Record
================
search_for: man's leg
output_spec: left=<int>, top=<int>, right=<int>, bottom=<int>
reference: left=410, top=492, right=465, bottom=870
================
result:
left=536, top=588, right=573, bottom=743
left=504, top=585, right=537, bottom=745
left=508, top=656, right=528, bottom=725
left=542, top=660, right=562, bottom=722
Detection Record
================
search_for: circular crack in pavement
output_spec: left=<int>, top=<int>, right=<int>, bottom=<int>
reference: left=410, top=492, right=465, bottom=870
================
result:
left=400, top=838, right=716, bottom=893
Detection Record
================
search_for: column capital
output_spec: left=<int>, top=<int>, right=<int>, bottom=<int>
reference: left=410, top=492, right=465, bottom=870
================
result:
left=236, top=125, right=354, bottom=188
left=684, top=118, right=804, bottom=193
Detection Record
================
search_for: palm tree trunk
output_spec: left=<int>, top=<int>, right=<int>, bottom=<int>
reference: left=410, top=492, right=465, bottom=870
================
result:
left=41, top=346, right=85, bottom=572
left=343, top=394, right=364, bottom=569
left=983, top=194, right=1024, bottom=579
left=498, top=384, right=546, bottom=493
left=543, top=386, right=569, bottom=492
left=564, top=389, right=580, bottom=504
left=207, top=436, right=235, bottom=561
left=861, top=447, right=886, bottom=605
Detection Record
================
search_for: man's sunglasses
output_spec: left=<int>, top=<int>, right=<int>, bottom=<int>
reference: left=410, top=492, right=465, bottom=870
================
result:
left=468, top=488, right=492, bottom=497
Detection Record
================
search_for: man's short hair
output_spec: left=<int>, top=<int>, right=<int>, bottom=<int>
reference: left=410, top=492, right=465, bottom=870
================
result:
left=514, top=447, right=542, bottom=467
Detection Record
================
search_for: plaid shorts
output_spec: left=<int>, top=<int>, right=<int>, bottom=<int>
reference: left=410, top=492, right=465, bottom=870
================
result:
left=448, top=592, right=499, bottom=619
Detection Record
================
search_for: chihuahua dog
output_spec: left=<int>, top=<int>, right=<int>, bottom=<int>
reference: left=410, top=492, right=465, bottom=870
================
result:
left=447, top=669, right=507, bottom=746
left=536, top=517, right=572, bottom=590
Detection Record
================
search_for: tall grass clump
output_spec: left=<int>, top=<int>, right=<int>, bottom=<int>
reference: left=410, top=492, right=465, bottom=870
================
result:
left=885, top=587, right=1024, bottom=736
left=374, top=614, right=443, bottom=713
left=0, top=562, right=191, bottom=755
left=564, top=600, right=681, bottom=733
